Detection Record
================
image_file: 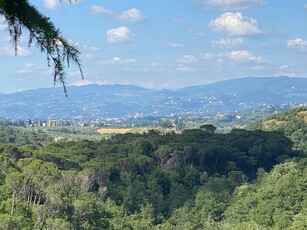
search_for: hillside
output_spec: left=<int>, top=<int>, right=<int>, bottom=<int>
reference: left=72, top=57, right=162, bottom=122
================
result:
left=246, top=106, right=307, bottom=152
left=0, top=76, right=306, bottom=120
left=0, top=125, right=305, bottom=229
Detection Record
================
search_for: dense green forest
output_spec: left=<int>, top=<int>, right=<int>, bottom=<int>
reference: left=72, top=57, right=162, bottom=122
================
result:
left=0, top=126, right=52, bottom=147
left=0, top=107, right=306, bottom=229
left=246, top=106, right=307, bottom=152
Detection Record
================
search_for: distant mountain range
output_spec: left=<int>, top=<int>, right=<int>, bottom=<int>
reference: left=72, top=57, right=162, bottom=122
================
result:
left=0, top=76, right=306, bottom=120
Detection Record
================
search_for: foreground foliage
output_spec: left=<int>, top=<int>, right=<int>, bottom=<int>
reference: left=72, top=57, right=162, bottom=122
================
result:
left=0, top=126, right=305, bottom=229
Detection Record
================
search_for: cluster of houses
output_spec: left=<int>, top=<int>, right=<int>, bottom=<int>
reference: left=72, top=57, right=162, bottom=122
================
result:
left=28, top=117, right=68, bottom=127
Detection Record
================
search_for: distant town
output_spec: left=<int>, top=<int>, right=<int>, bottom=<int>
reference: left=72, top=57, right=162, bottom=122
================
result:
left=0, top=103, right=299, bottom=134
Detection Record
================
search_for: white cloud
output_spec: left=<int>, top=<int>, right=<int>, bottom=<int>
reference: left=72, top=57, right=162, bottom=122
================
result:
left=0, top=24, right=6, bottom=30
left=72, top=80, right=108, bottom=86
left=304, top=4, right=307, bottom=9
left=14, top=62, right=50, bottom=75
left=193, top=31, right=205, bottom=37
left=209, top=12, right=262, bottom=36
left=198, top=0, right=266, bottom=10
left=160, top=80, right=181, bottom=89
left=216, top=53, right=226, bottom=63
left=287, top=38, right=307, bottom=47
left=44, top=0, right=60, bottom=10
left=106, top=26, right=134, bottom=43
left=80, top=53, right=96, bottom=61
left=287, top=38, right=307, bottom=52
left=118, top=8, right=145, bottom=22
left=279, top=65, right=290, bottom=70
left=44, top=0, right=80, bottom=10
left=166, top=43, right=186, bottom=48
left=83, top=45, right=101, bottom=52
left=0, top=17, right=7, bottom=30
left=67, top=70, right=83, bottom=77
left=211, top=38, right=244, bottom=48
left=188, top=28, right=205, bottom=37
left=174, top=55, right=198, bottom=73
left=176, top=55, right=198, bottom=64
left=0, top=46, right=13, bottom=57
left=80, top=45, right=102, bottom=60
left=251, top=65, right=268, bottom=71
left=15, top=63, right=35, bottom=74
left=175, top=55, right=198, bottom=73
left=16, top=46, right=33, bottom=56
left=176, top=65, right=194, bottom=73
left=103, top=57, right=136, bottom=65
left=201, top=53, right=215, bottom=60
left=90, top=5, right=113, bottom=15
left=229, top=50, right=266, bottom=63
left=274, top=72, right=298, bottom=78
left=150, top=62, right=159, bottom=72
left=0, top=45, right=32, bottom=57
left=173, top=18, right=186, bottom=25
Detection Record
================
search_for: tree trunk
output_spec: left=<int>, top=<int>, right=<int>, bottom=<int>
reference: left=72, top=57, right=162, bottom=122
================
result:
left=34, top=194, right=37, bottom=205
left=37, top=194, right=42, bottom=205
left=215, top=155, right=219, bottom=171
left=10, top=190, right=16, bottom=215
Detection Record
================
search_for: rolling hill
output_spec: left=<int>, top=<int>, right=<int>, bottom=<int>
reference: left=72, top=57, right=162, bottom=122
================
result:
left=0, top=76, right=306, bottom=120
left=246, top=106, right=307, bottom=152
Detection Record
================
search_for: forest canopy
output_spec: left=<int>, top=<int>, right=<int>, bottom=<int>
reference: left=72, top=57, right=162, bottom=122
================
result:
left=0, top=123, right=305, bottom=229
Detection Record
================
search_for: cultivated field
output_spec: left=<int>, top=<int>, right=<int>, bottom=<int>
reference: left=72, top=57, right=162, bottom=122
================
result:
left=96, top=127, right=150, bottom=134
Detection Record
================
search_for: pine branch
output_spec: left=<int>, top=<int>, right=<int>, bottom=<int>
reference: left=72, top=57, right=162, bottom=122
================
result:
left=0, top=0, right=83, bottom=96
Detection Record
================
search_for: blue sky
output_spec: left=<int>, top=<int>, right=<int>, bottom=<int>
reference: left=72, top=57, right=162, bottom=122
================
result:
left=1, top=0, right=307, bottom=93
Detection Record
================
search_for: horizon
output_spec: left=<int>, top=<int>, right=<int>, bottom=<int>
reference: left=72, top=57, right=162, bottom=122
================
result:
left=1, top=1, right=307, bottom=93
left=0, top=75, right=303, bottom=94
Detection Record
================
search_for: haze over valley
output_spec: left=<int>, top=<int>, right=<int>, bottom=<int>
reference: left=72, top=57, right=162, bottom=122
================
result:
left=0, top=76, right=306, bottom=121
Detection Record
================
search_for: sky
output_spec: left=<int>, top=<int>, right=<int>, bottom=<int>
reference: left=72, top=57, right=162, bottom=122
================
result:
left=1, top=0, right=307, bottom=93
